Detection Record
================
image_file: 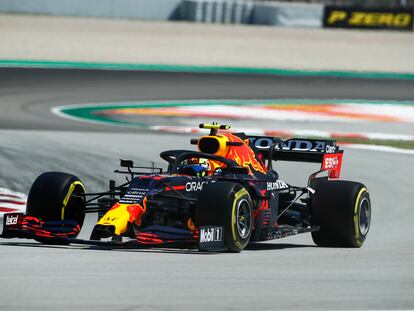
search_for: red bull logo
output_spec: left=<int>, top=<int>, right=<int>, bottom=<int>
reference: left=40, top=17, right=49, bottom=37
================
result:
left=221, top=133, right=267, bottom=175
left=196, top=125, right=267, bottom=175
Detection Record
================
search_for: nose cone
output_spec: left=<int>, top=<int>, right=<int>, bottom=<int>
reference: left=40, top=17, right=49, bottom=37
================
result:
left=95, top=202, right=145, bottom=237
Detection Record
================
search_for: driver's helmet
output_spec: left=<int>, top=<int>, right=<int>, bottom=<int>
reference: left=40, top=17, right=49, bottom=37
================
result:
left=179, top=158, right=210, bottom=177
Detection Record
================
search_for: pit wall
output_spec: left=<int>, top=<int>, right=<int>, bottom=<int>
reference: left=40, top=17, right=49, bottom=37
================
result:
left=0, top=0, right=413, bottom=30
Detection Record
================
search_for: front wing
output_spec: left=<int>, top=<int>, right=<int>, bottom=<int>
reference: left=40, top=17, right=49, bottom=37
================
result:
left=1, top=213, right=318, bottom=250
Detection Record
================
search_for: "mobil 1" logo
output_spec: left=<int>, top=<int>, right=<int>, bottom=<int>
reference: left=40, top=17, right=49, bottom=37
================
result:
left=198, top=226, right=224, bottom=251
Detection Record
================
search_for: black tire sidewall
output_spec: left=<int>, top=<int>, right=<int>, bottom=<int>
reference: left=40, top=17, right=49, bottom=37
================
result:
left=353, top=190, right=370, bottom=246
left=224, top=185, right=253, bottom=252
left=27, top=172, right=85, bottom=226
left=195, top=181, right=253, bottom=252
left=311, top=180, right=370, bottom=247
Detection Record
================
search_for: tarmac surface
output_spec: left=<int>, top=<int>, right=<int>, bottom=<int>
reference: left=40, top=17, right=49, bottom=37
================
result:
left=1, top=68, right=414, bottom=132
left=0, top=68, right=413, bottom=310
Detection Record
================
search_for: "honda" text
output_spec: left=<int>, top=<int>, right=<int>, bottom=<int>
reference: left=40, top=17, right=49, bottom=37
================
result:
left=267, top=180, right=289, bottom=191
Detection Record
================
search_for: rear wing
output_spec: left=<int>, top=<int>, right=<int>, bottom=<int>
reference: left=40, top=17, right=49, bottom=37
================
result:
left=247, top=136, right=344, bottom=178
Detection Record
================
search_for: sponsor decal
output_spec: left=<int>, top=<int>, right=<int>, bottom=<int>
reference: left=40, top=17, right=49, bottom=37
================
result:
left=185, top=181, right=208, bottom=192
left=324, top=156, right=339, bottom=169
left=119, top=189, right=148, bottom=204
left=250, top=137, right=336, bottom=153
left=199, top=227, right=223, bottom=243
left=199, top=226, right=224, bottom=250
left=325, top=145, right=337, bottom=154
left=127, top=190, right=148, bottom=195
left=5, top=213, right=20, bottom=226
left=122, top=193, right=145, bottom=199
left=283, top=139, right=327, bottom=152
left=267, top=180, right=289, bottom=191
left=251, top=137, right=276, bottom=150
left=323, top=6, right=414, bottom=31
left=322, top=153, right=343, bottom=179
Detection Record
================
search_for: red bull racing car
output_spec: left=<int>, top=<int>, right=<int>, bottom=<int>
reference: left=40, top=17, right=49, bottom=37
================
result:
left=1, top=124, right=371, bottom=252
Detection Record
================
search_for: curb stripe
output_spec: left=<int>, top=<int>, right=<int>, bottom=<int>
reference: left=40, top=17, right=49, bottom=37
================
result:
left=0, top=200, right=25, bottom=205
left=51, top=99, right=414, bottom=129
left=51, top=99, right=414, bottom=140
left=0, top=207, right=20, bottom=213
left=0, top=188, right=27, bottom=217
left=1, top=59, right=414, bottom=80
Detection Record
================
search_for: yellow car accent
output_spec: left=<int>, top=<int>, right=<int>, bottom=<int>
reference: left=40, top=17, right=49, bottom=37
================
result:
left=97, top=203, right=145, bottom=236
left=198, top=135, right=229, bottom=157
left=353, top=187, right=367, bottom=246
left=231, top=188, right=249, bottom=246
left=199, top=123, right=230, bottom=131
left=61, top=181, right=85, bottom=220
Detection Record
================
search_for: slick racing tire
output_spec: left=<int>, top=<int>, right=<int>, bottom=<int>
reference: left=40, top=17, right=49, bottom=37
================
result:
left=26, top=172, right=86, bottom=233
left=311, top=179, right=371, bottom=248
left=196, top=182, right=253, bottom=252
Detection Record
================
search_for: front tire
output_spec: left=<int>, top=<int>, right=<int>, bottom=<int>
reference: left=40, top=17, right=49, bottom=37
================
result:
left=195, top=182, right=253, bottom=252
left=311, top=179, right=371, bottom=247
left=27, top=172, right=86, bottom=233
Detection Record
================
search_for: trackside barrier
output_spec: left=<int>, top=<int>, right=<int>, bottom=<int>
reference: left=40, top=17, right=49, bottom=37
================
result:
left=252, top=2, right=323, bottom=27
left=180, top=0, right=254, bottom=24
left=180, top=0, right=323, bottom=26
left=180, top=1, right=414, bottom=30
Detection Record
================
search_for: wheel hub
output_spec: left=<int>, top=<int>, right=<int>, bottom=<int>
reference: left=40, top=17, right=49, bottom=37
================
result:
left=358, top=197, right=371, bottom=236
left=236, top=199, right=251, bottom=239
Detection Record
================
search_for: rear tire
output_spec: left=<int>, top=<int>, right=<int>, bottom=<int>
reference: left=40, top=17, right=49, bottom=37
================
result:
left=195, top=182, right=253, bottom=252
left=27, top=172, right=86, bottom=233
left=311, top=179, right=371, bottom=247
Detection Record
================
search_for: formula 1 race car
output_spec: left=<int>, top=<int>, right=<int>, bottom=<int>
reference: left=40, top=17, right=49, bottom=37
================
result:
left=1, top=124, right=371, bottom=252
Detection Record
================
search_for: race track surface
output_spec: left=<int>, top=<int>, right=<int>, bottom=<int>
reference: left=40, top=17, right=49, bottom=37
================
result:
left=1, top=68, right=414, bottom=131
left=0, top=68, right=413, bottom=310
